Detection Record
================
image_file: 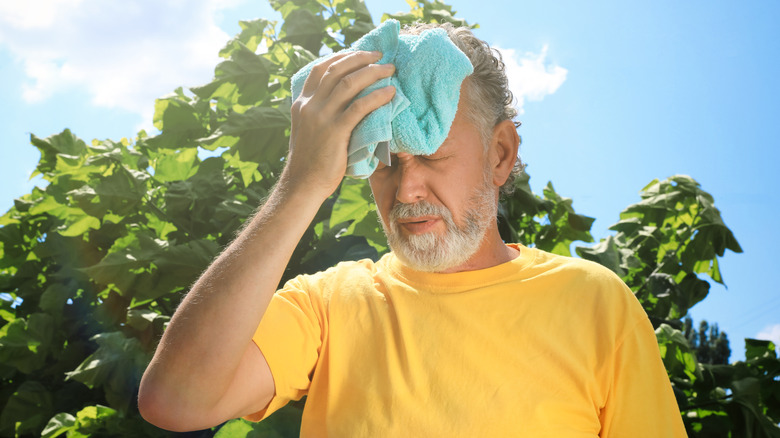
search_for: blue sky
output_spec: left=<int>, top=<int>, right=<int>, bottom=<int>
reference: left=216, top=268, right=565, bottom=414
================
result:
left=1, top=0, right=778, bottom=361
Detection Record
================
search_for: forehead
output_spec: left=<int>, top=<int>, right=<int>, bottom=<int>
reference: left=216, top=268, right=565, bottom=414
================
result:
left=433, top=101, right=485, bottom=154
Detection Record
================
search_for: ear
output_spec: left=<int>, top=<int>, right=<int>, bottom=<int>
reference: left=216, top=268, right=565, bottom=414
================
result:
left=488, top=119, right=520, bottom=187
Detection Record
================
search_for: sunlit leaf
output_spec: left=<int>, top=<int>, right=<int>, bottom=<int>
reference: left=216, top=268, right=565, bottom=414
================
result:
left=41, top=412, right=76, bottom=438
left=192, top=44, right=274, bottom=108
left=153, top=148, right=200, bottom=182
left=220, top=18, right=276, bottom=58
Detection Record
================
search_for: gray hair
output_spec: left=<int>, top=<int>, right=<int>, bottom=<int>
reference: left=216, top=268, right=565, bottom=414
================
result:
left=400, top=22, right=524, bottom=196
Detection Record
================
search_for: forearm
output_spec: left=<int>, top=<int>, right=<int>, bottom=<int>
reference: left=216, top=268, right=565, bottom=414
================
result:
left=139, top=173, right=327, bottom=417
left=139, top=50, right=394, bottom=430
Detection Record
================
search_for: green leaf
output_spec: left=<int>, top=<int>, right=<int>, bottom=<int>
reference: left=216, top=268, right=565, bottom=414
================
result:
left=191, top=44, right=274, bottom=108
left=66, top=332, right=149, bottom=413
left=153, top=148, right=200, bottom=182
left=215, top=418, right=256, bottom=437
left=675, top=274, right=711, bottom=317
left=656, top=324, right=701, bottom=382
left=134, top=239, right=221, bottom=302
left=279, top=7, right=327, bottom=54
left=80, top=247, right=145, bottom=295
left=199, top=105, right=290, bottom=165
left=38, top=283, right=71, bottom=318
left=125, top=309, right=168, bottom=332
left=331, top=179, right=372, bottom=226
left=0, top=313, right=54, bottom=373
left=226, top=151, right=262, bottom=187
left=58, top=213, right=100, bottom=237
left=219, top=18, right=276, bottom=58
left=0, top=308, right=14, bottom=324
left=41, top=405, right=122, bottom=438
left=350, top=209, right=388, bottom=254
left=69, top=167, right=149, bottom=217
left=745, top=339, right=777, bottom=361
left=41, top=412, right=76, bottom=438
left=265, top=40, right=318, bottom=79
left=382, top=0, right=475, bottom=28
left=28, top=190, right=66, bottom=217
left=576, top=235, right=633, bottom=277
left=0, top=381, right=54, bottom=437
left=147, top=89, right=208, bottom=149
left=74, top=405, right=118, bottom=431
left=215, top=406, right=304, bottom=437
left=30, top=129, right=88, bottom=176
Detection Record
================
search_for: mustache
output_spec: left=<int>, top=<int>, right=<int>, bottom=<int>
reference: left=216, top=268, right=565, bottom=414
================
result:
left=388, top=201, right=452, bottom=222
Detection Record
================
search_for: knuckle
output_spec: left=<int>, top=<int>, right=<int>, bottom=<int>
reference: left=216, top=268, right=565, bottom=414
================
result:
left=310, top=59, right=332, bottom=76
left=296, top=101, right=319, bottom=121
left=324, top=62, right=340, bottom=78
left=348, top=98, right=370, bottom=116
left=339, top=74, right=356, bottom=91
left=291, top=100, right=303, bottom=114
left=300, top=104, right=326, bottom=125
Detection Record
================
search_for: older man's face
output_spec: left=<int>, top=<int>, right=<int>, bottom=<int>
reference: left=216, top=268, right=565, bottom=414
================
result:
left=368, top=103, right=498, bottom=272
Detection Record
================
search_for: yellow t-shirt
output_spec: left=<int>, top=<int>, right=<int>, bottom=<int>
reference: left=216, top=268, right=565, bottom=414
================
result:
left=248, top=244, right=686, bottom=437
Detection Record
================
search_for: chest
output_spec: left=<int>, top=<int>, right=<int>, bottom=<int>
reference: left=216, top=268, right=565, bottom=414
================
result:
left=304, top=284, right=608, bottom=436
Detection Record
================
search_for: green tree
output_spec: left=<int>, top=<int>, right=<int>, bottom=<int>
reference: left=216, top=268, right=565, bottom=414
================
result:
left=684, top=317, right=731, bottom=366
left=0, top=1, right=777, bottom=437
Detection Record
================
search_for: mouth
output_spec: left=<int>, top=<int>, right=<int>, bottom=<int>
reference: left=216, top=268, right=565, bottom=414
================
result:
left=396, top=216, right=440, bottom=234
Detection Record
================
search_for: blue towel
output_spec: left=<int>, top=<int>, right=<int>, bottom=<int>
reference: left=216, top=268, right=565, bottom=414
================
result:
left=291, top=19, right=474, bottom=178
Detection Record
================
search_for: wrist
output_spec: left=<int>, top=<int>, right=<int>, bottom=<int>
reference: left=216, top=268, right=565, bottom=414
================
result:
left=277, top=164, right=341, bottom=202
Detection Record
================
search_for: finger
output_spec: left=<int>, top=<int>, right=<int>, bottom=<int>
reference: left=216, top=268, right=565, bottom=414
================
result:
left=309, top=51, right=384, bottom=97
left=337, top=85, right=396, bottom=131
left=300, top=51, right=352, bottom=97
left=325, top=63, right=396, bottom=113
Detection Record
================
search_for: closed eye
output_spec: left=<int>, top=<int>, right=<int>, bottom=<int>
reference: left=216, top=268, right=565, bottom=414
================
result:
left=419, top=154, right=450, bottom=162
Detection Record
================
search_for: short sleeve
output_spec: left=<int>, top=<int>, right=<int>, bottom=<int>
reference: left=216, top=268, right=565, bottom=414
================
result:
left=244, top=277, right=324, bottom=421
left=598, top=315, right=688, bottom=437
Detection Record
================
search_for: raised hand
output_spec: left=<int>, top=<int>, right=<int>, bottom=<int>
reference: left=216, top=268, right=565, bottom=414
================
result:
left=282, top=50, right=396, bottom=197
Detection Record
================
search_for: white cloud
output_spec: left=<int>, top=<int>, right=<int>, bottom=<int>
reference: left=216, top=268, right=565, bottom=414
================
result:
left=0, top=3, right=566, bottom=131
left=756, top=323, right=780, bottom=349
left=495, top=45, right=568, bottom=114
left=0, top=0, right=249, bottom=130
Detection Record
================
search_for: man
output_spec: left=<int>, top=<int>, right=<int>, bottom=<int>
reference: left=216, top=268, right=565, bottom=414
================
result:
left=139, top=23, right=687, bottom=436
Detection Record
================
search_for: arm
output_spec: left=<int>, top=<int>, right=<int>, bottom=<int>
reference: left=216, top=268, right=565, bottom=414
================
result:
left=138, top=50, right=395, bottom=432
left=598, top=317, right=688, bottom=437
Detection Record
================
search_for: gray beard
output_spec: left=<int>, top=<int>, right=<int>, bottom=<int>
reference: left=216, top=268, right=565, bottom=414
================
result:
left=379, top=182, right=497, bottom=272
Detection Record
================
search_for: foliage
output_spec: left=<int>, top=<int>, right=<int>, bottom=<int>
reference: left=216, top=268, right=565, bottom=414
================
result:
left=0, top=0, right=776, bottom=437
left=577, top=175, right=742, bottom=324
left=575, top=175, right=778, bottom=437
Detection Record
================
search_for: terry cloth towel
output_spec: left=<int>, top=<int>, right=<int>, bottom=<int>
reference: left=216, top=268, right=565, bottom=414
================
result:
left=291, top=19, right=474, bottom=178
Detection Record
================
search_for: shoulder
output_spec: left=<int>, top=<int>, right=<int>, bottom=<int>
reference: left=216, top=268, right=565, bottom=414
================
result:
left=280, top=257, right=381, bottom=298
left=517, top=245, right=645, bottom=320
left=521, top=246, right=627, bottom=288
left=305, top=257, right=379, bottom=283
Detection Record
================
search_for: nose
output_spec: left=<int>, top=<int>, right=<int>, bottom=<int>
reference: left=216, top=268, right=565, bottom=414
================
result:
left=394, top=154, right=428, bottom=204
